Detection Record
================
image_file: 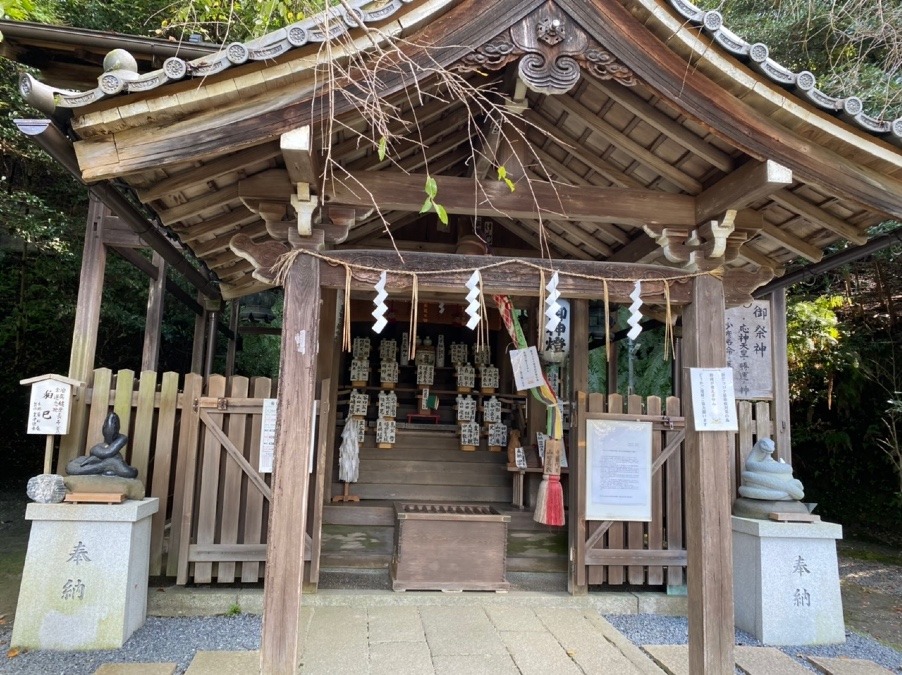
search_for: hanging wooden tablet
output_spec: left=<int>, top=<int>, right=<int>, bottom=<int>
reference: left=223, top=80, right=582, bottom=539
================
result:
left=460, top=421, right=481, bottom=452
left=380, top=360, right=399, bottom=389
left=435, top=335, right=446, bottom=367
left=349, top=358, right=370, bottom=387
left=416, top=363, right=434, bottom=386
left=456, top=394, right=477, bottom=422
left=473, top=344, right=491, bottom=366
left=379, top=339, right=398, bottom=362
left=457, top=363, right=475, bottom=393
left=450, top=342, right=468, bottom=366
left=483, top=395, right=502, bottom=424
left=400, top=332, right=410, bottom=366
left=352, top=337, right=371, bottom=360
left=349, top=389, right=369, bottom=418
left=480, top=365, right=499, bottom=394
left=378, top=390, right=398, bottom=419
left=376, top=418, right=396, bottom=449
left=488, top=422, right=508, bottom=452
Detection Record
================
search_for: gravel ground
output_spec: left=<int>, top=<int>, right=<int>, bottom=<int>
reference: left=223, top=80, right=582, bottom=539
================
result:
left=606, top=614, right=902, bottom=673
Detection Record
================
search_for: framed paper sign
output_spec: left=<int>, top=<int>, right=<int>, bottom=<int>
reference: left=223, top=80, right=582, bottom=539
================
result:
left=585, top=419, right=653, bottom=521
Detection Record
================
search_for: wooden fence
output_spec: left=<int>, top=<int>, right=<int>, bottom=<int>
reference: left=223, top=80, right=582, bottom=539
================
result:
left=571, top=392, right=686, bottom=590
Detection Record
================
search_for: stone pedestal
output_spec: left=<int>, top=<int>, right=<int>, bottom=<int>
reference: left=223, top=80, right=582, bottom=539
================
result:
left=732, top=516, right=844, bottom=645
left=12, top=498, right=158, bottom=650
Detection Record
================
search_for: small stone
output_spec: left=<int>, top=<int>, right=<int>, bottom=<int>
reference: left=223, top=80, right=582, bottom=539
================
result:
left=26, top=474, right=67, bottom=503
left=64, top=475, right=145, bottom=500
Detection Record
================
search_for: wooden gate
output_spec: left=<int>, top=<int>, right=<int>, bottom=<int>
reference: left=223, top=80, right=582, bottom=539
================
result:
left=75, top=368, right=330, bottom=586
left=570, top=392, right=687, bottom=591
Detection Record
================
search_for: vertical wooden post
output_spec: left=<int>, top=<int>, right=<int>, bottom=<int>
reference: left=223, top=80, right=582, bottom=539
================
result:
left=607, top=340, right=619, bottom=395
left=204, top=307, right=219, bottom=378
left=569, top=300, right=589, bottom=594
left=261, top=255, right=320, bottom=674
left=190, top=292, right=207, bottom=374
left=59, top=193, right=107, bottom=469
left=680, top=274, right=735, bottom=674
left=770, top=289, right=792, bottom=463
left=141, top=252, right=166, bottom=372
left=225, top=300, right=240, bottom=377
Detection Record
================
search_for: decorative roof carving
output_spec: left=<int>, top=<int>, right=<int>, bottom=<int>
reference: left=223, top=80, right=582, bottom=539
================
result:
left=452, top=2, right=636, bottom=95
left=668, top=0, right=902, bottom=146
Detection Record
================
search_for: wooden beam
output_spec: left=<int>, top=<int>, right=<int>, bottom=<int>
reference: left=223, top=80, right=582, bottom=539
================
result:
left=158, top=184, right=241, bottom=227
left=696, top=160, right=792, bottom=223
left=141, top=252, right=165, bottom=372
left=548, top=94, right=703, bottom=193
left=59, top=194, right=106, bottom=469
left=177, top=206, right=259, bottom=243
left=769, top=189, right=868, bottom=245
left=492, top=217, right=593, bottom=260
left=281, top=126, right=322, bottom=191
left=325, top=172, right=697, bottom=227
left=760, top=222, right=823, bottom=262
left=563, top=0, right=902, bottom=220
left=137, top=143, right=281, bottom=203
left=582, top=77, right=735, bottom=173
left=608, top=233, right=659, bottom=263
left=680, top=273, right=735, bottom=675
left=261, top=253, right=320, bottom=674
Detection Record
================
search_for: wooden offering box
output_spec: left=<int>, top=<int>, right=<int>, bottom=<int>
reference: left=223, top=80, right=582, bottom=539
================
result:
left=391, top=503, right=510, bottom=591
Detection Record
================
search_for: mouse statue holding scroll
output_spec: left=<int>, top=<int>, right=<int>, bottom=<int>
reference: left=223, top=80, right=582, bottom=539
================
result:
left=732, top=437, right=812, bottom=519
left=66, top=411, right=138, bottom=479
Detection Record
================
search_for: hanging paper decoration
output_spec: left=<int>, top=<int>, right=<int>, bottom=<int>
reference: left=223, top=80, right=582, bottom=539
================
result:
left=338, top=418, right=360, bottom=483
left=544, top=271, right=561, bottom=333
left=379, top=339, right=397, bottom=362
left=372, top=271, right=388, bottom=333
left=627, top=280, right=643, bottom=341
left=464, top=270, right=482, bottom=330
left=352, top=337, right=371, bottom=359
left=416, top=363, right=434, bottom=386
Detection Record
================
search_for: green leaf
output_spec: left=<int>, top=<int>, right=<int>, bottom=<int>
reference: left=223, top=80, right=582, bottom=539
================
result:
left=504, top=177, right=515, bottom=193
left=424, top=176, right=438, bottom=200
left=419, top=197, right=433, bottom=214
left=377, top=136, right=387, bottom=162
left=497, top=165, right=507, bottom=180
left=434, top=202, right=448, bottom=225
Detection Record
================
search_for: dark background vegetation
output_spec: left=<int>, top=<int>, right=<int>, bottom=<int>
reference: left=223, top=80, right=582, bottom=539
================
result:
left=0, top=0, right=900, bottom=541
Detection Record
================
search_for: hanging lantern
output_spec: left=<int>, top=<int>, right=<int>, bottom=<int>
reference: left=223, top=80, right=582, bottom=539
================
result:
left=540, top=298, right=570, bottom=364
left=380, top=360, right=399, bottom=389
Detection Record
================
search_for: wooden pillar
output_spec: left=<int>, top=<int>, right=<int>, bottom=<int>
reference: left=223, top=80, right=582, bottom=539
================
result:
left=261, top=254, right=320, bottom=674
left=680, top=274, right=735, bottom=674
left=569, top=299, right=589, bottom=595
left=59, top=194, right=107, bottom=469
left=607, top=340, right=619, bottom=395
left=225, top=300, right=239, bottom=376
left=141, top=252, right=166, bottom=372
left=524, top=300, right=542, bottom=448
left=204, top=307, right=219, bottom=378
left=190, top=292, right=207, bottom=374
left=770, top=289, right=792, bottom=463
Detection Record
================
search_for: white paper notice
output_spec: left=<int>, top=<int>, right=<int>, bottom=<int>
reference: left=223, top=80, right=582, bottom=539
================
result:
left=510, top=346, right=544, bottom=391
left=586, top=419, right=652, bottom=521
left=259, top=398, right=278, bottom=473
left=27, top=380, right=72, bottom=435
left=689, top=367, right=739, bottom=431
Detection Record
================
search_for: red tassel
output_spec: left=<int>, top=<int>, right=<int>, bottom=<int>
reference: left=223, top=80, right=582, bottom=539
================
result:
left=544, top=475, right=565, bottom=526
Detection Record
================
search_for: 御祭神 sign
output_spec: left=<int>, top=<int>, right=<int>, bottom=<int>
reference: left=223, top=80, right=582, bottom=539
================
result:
left=725, top=300, right=774, bottom=399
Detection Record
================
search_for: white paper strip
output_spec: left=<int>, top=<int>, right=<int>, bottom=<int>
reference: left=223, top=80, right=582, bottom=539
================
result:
left=372, top=270, right=388, bottom=333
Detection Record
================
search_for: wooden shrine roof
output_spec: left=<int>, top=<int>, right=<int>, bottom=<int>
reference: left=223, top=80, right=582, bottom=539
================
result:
left=5, top=0, right=902, bottom=301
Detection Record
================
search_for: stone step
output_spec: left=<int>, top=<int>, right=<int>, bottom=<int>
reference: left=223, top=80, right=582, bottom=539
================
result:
left=643, top=644, right=815, bottom=675
left=184, top=650, right=260, bottom=674
left=806, top=656, right=896, bottom=675
left=94, top=664, right=177, bottom=675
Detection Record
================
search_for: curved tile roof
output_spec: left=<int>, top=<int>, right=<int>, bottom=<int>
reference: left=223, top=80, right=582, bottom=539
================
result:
left=15, top=0, right=902, bottom=146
